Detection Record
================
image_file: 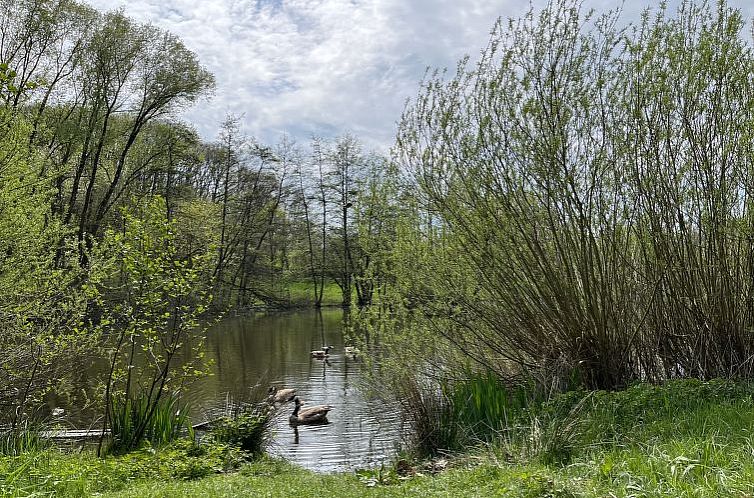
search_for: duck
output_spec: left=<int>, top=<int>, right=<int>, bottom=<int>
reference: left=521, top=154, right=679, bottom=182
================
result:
left=344, top=346, right=360, bottom=358
left=289, top=396, right=333, bottom=425
left=268, top=386, right=296, bottom=403
left=310, top=346, right=332, bottom=358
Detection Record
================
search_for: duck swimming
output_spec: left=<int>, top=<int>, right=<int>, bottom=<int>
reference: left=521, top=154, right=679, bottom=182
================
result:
left=268, top=386, right=296, bottom=403
left=310, top=346, right=332, bottom=358
left=289, top=396, right=333, bottom=425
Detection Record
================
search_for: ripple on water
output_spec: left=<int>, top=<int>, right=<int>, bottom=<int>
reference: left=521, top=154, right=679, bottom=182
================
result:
left=265, top=359, right=404, bottom=472
left=52, top=310, right=405, bottom=473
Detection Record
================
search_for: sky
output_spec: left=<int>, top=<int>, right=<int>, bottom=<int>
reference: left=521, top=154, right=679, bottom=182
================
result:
left=87, top=0, right=754, bottom=151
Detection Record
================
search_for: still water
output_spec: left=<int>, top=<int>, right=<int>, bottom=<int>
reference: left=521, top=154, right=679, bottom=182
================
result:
left=180, top=309, right=402, bottom=472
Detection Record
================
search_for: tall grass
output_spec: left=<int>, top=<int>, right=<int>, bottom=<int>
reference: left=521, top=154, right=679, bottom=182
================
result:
left=0, top=424, right=47, bottom=456
left=397, top=370, right=537, bottom=457
left=397, top=373, right=751, bottom=463
left=108, top=392, right=192, bottom=455
left=397, top=374, right=458, bottom=457
left=445, top=371, right=533, bottom=444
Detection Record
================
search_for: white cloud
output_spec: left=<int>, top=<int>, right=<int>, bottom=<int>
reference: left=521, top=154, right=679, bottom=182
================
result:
left=85, top=0, right=754, bottom=151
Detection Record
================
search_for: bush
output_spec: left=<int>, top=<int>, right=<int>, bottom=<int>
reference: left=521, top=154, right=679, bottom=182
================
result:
left=376, top=0, right=754, bottom=392
left=211, top=407, right=273, bottom=456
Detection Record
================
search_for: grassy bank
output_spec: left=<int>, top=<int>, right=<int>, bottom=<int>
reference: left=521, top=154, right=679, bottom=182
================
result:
left=4, top=379, right=754, bottom=497
left=284, top=281, right=343, bottom=307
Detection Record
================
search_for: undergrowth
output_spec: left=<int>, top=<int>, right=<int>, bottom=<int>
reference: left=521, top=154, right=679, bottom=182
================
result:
left=1, top=379, right=753, bottom=497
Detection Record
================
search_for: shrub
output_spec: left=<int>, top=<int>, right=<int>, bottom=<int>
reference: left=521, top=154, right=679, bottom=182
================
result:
left=211, top=407, right=273, bottom=456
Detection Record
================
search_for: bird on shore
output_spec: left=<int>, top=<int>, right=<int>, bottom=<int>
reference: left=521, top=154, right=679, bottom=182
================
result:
left=289, top=396, right=333, bottom=425
left=310, top=346, right=332, bottom=358
left=268, top=386, right=296, bottom=403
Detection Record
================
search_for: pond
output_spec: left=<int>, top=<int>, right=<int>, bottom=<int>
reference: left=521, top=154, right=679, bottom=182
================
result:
left=195, top=309, right=403, bottom=472
left=53, top=309, right=404, bottom=473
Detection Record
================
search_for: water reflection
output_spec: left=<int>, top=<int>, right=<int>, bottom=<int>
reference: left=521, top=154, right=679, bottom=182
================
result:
left=193, top=309, right=402, bottom=472
left=50, top=309, right=402, bottom=472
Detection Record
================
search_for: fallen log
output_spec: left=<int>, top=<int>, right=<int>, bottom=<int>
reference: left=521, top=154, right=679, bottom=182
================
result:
left=42, top=429, right=108, bottom=439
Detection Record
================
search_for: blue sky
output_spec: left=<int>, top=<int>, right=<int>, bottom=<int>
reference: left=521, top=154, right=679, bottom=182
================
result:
left=87, top=0, right=754, bottom=150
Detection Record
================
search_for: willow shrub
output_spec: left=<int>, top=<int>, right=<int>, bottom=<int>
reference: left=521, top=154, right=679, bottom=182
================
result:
left=367, top=0, right=754, bottom=391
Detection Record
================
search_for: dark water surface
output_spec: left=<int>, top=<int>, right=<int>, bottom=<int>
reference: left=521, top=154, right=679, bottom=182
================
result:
left=194, top=309, right=403, bottom=472
left=55, top=310, right=403, bottom=472
left=191, top=310, right=401, bottom=472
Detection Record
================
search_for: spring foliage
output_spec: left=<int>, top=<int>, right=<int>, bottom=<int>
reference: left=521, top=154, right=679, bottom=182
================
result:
left=367, top=0, right=754, bottom=390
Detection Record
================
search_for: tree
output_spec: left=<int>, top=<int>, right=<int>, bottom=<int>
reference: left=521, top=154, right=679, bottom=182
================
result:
left=46, top=9, right=214, bottom=265
left=0, top=104, right=96, bottom=428
left=98, top=196, right=214, bottom=454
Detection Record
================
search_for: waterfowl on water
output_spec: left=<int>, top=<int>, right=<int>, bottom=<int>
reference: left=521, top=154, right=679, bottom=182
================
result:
left=310, top=346, right=332, bottom=358
left=289, top=396, right=333, bottom=425
left=344, top=346, right=360, bottom=358
left=268, top=386, right=296, bottom=403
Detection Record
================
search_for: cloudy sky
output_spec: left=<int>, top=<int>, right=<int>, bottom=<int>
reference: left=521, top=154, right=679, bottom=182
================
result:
left=87, top=0, right=754, bottom=150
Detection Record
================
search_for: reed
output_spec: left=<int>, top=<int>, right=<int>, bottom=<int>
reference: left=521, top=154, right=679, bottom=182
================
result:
left=108, top=392, right=192, bottom=455
left=0, top=423, right=47, bottom=456
left=447, top=372, right=532, bottom=442
left=397, top=370, right=538, bottom=457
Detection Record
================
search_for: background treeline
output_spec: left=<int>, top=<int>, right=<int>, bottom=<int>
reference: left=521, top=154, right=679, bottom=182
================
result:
left=0, top=0, right=395, bottom=427
left=1, top=0, right=394, bottom=310
left=358, top=0, right=754, bottom=399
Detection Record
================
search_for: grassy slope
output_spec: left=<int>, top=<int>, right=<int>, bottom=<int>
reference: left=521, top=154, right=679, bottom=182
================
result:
left=4, top=379, right=754, bottom=497
left=285, top=281, right=342, bottom=306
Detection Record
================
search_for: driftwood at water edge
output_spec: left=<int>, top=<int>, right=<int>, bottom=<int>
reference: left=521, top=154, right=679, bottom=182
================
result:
left=35, top=418, right=222, bottom=440
left=42, top=429, right=109, bottom=440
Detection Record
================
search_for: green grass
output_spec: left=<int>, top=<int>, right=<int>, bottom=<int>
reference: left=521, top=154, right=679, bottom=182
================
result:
left=102, top=457, right=579, bottom=498
left=4, top=379, right=754, bottom=497
left=285, top=281, right=342, bottom=306
left=0, top=439, right=244, bottom=496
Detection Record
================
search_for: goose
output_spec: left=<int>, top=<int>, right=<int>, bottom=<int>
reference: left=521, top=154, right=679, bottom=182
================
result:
left=289, top=396, right=333, bottom=425
left=268, top=386, right=296, bottom=403
left=344, top=346, right=360, bottom=358
left=310, top=346, right=332, bottom=358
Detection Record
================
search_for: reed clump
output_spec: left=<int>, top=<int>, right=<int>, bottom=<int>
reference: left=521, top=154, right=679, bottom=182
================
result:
left=108, top=392, right=192, bottom=455
left=0, top=423, right=47, bottom=457
left=396, top=371, right=536, bottom=458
